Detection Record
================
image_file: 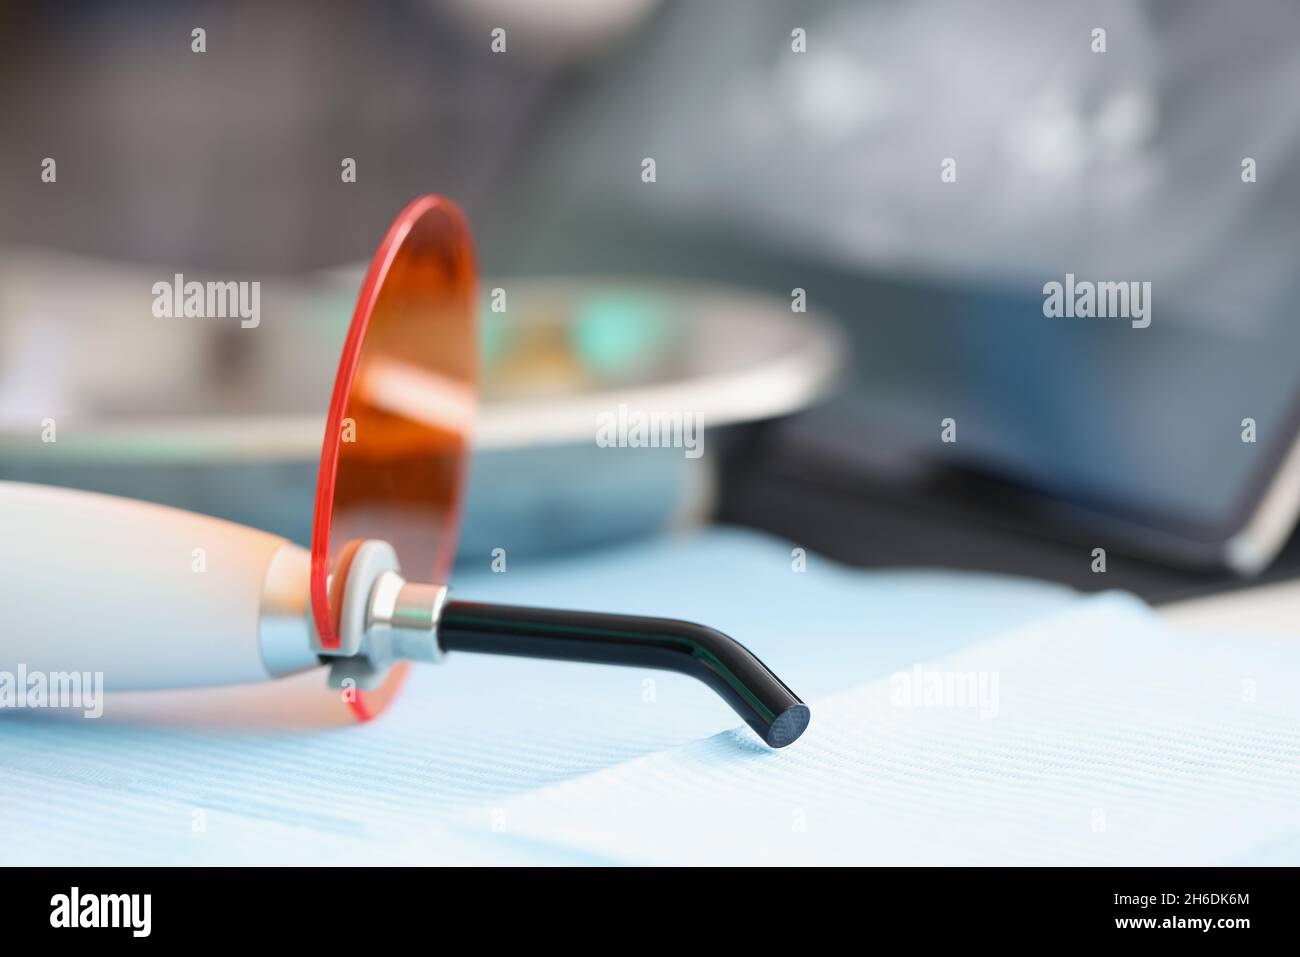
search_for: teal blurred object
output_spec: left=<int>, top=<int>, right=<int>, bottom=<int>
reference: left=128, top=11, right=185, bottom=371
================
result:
left=478, top=306, right=510, bottom=369
left=570, top=291, right=672, bottom=378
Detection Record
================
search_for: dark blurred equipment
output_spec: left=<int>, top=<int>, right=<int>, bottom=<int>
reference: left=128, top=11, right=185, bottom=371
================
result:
left=714, top=269, right=1300, bottom=585
left=493, top=0, right=1300, bottom=587
left=719, top=424, right=1300, bottom=605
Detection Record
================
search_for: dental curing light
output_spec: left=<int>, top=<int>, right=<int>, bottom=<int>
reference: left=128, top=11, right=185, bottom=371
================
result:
left=0, top=196, right=809, bottom=748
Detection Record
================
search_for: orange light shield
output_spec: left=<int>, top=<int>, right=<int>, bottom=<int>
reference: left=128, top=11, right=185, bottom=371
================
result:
left=311, top=196, right=477, bottom=720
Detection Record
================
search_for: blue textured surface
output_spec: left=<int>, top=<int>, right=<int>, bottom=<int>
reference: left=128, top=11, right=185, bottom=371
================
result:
left=0, top=528, right=1076, bottom=864
left=5, top=529, right=1296, bottom=864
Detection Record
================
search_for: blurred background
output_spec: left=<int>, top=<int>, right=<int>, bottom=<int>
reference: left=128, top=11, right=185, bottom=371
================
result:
left=4, top=0, right=1300, bottom=601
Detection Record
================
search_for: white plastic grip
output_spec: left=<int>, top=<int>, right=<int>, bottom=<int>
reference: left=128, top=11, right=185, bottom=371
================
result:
left=0, top=481, right=315, bottom=690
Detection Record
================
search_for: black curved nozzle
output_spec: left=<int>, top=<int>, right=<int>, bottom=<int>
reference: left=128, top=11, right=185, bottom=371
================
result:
left=437, top=601, right=810, bottom=748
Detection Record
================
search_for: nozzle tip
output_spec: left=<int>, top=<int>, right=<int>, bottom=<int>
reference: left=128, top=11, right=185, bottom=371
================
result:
left=766, top=703, right=811, bottom=748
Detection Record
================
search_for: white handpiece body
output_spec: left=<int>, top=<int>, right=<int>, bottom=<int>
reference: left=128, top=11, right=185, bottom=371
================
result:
left=0, top=481, right=319, bottom=690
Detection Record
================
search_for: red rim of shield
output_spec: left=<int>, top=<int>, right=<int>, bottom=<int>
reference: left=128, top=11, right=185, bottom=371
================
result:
left=310, top=195, right=477, bottom=721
